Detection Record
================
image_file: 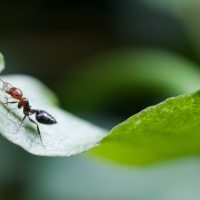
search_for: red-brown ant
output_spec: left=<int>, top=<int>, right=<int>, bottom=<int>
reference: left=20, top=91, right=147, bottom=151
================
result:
left=0, top=79, right=57, bottom=147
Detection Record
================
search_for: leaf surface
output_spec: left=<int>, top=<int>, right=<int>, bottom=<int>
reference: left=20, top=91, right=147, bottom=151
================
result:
left=92, top=90, right=200, bottom=165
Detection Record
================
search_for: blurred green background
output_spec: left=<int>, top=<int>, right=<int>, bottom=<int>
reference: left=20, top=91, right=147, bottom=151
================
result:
left=1, top=0, right=200, bottom=199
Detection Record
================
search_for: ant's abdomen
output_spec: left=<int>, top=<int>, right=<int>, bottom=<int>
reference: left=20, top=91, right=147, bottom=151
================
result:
left=36, top=110, right=57, bottom=125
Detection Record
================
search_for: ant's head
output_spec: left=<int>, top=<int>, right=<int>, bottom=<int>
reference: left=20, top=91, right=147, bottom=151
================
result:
left=6, top=87, right=23, bottom=100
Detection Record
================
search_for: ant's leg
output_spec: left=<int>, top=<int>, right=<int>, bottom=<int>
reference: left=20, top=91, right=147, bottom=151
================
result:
left=0, top=79, right=12, bottom=88
left=0, top=79, right=6, bottom=86
left=0, top=90, right=8, bottom=102
left=0, top=101, right=19, bottom=121
left=28, top=117, right=45, bottom=148
left=0, top=102, right=18, bottom=118
left=0, top=79, right=11, bottom=92
left=0, top=80, right=12, bottom=102
left=17, top=115, right=27, bottom=132
left=0, top=101, right=18, bottom=105
left=0, top=79, right=6, bottom=83
left=0, top=101, right=18, bottom=117
left=0, top=81, right=8, bottom=101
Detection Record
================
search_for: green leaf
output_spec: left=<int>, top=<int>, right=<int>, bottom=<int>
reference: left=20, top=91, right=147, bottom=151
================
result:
left=0, top=53, right=5, bottom=73
left=0, top=75, right=107, bottom=156
left=92, top=90, right=200, bottom=165
left=58, top=49, right=200, bottom=165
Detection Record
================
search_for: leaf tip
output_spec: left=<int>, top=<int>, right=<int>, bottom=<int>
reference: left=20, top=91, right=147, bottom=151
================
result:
left=0, top=53, right=5, bottom=72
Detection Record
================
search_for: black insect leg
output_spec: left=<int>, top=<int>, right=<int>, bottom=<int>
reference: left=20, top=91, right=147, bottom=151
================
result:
left=28, top=117, right=45, bottom=148
left=0, top=101, right=19, bottom=116
left=0, top=101, right=18, bottom=105
left=17, top=115, right=27, bottom=132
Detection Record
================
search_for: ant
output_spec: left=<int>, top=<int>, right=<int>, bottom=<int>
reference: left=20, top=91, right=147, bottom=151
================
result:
left=0, top=79, right=57, bottom=147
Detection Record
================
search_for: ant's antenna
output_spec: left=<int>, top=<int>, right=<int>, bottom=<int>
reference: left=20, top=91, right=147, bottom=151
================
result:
left=0, top=79, right=12, bottom=88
